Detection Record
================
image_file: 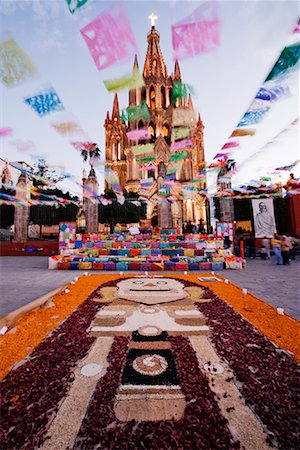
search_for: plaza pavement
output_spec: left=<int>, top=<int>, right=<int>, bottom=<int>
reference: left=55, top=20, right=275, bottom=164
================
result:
left=0, top=256, right=299, bottom=319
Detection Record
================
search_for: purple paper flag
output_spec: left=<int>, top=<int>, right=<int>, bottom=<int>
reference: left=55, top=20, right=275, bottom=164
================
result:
left=126, top=127, right=151, bottom=141
left=213, top=152, right=230, bottom=160
left=172, top=2, right=220, bottom=60
left=80, top=3, right=137, bottom=71
left=170, top=138, right=192, bottom=152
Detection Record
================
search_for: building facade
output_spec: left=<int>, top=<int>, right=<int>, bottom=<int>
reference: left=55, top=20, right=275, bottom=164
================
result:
left=104, top=23, right=207, bottom=229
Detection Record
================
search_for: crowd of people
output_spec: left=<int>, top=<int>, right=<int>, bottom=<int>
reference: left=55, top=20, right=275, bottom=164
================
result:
left=270, top=234, right=297, bottom=265
left=182, top=219, right=213, bottom=235
left=246, top=234, right=297, bottom=265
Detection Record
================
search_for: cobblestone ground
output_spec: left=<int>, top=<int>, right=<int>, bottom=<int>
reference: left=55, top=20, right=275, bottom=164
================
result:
left=0, top=256, right=299, bottom=319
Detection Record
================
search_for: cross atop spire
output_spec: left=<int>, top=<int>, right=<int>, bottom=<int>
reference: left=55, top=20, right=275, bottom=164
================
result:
left=148, top=13, right=158, bottom=27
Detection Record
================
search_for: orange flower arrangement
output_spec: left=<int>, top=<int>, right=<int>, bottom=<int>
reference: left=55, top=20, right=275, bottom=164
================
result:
left=191, top=274, right=300, bottom=362
left=0, top=274, right=116, bottom=381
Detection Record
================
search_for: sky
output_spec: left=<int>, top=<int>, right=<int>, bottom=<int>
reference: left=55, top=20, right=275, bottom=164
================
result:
left=0, top=0, right=299, bottom=196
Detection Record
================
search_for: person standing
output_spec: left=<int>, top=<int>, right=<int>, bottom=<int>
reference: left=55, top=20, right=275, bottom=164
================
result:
left=260, top=245, right=267, bottom=260
left=248, top=234, right=256, bottom=259
left=286, top=235, right=295, bottom=261
left=186, top=221, right=193, bottom=234
left=272, top=234, right=282, bottom=265
left=262, top=237, right=271, bottom=259
left=281, top=235, right=292, bottom=265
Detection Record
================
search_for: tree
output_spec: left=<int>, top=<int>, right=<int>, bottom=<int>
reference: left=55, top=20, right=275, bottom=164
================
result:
left=33, top=159, right=64, bottom=188
left=0, top=186, right=15, bottom=229
left=98, top=189, right=146, bottom=232
left=30, top=187, right=79, bottom=226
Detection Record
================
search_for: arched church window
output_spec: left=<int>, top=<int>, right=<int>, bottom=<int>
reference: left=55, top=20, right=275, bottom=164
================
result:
left=162, top=124, right=168, bottom=137
left=158, top=161, right=166, bottom=178
left=138, top=120, right=144, bottom=129
left=141, top=86, right=146, bottom=102
left=112, top=140, right=120, bottom=161
left=153, top=59, right=157, bottom=69
left=161, top=86, right=166, bottom=109
left=117, top=141, right=121, bottom=161
left=162, top=122, right=170, bottom=144
left=148, top=168, right=155, bottom=179
left=148, top=122, right=155, bottom=143
left=150, top=86, right=156, bottom=110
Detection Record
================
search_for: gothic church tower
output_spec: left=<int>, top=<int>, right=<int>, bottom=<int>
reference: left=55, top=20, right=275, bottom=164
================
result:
left=104, top=18, right=207, bottom=228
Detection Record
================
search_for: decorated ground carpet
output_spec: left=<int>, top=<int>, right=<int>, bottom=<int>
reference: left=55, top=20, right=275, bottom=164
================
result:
left=0, top=274, right=299, bottom=449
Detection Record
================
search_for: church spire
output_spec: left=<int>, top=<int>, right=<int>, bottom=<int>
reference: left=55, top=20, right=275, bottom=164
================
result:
left=197, top=113, right=204, bottom=128
left=111, top=93, right=120, bottom=120
left=133, top=54, right=139, bottom=71
left=173, top=60, right=181, bottom=81
left=188, top=94, right=194, bottom=110
left=143, top=21, right=167, bottom=79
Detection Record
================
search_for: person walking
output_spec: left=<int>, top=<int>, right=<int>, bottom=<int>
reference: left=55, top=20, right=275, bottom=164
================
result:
left=272, top=234, right=282, bottom=265
left=262, top=237, right=271, bottom=259
left=281, top=235, right=292, bottom=265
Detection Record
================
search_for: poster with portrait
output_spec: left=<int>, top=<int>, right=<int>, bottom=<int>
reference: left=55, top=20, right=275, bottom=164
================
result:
left=251, top=199, right=277, bottom=238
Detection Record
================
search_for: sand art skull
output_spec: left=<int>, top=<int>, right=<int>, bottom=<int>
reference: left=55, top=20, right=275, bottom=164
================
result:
left=90, top=277, right=211, bottom=422
left=115, top=277, right=187, bottom=304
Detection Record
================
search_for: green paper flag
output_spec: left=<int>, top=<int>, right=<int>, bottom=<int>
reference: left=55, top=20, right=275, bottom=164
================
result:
left=0, top=39, right=37, bottom=87
left=127, top=101, right=150, bottom=121
left=172, top=81, right=195, bottom=101
left=136, top=156, right=155, bottom=163
left=66, top=0, right=89, bottom=14
left=104, top=69, right=144, bottom=92
left=266, top=43, right=300, bottom=81
left=169, top=151, right=187, bottom=163
left=131, top=143, right=154, bottom=156
left=171, top=127, right=190, bottom=141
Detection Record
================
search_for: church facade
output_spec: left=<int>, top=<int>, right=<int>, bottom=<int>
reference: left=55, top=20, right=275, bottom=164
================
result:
left=104, top=23, right=208, bottom=229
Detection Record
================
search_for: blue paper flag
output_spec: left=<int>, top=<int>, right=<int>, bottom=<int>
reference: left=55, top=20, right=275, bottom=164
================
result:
left=237, top=110, right=267, bottom=127
left=24, top=87, right=64, bottom=117
left=256, top=85, right=289, bottom=102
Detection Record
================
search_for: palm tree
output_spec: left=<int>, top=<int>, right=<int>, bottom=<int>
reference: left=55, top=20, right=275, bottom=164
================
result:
left=80, top=142, right=101, bottom=162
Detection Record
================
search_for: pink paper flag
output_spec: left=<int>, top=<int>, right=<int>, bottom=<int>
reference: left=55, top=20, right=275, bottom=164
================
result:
left=0, top=127, right=13, bottom=137
left=293, top=18, right=300, bottom=33
left=80, top=3, right=138, bottom=71
left=172, top=2, right=220, bottom=60
left=70, top=141, right=86, bottom=150
left=221, top=141, right=239, bottom=150
left=9, top=139, right=35, bottom=152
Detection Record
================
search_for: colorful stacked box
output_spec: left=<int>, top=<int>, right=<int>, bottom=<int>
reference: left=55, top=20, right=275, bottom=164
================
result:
left=50, top=231, right=244, bottom=271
